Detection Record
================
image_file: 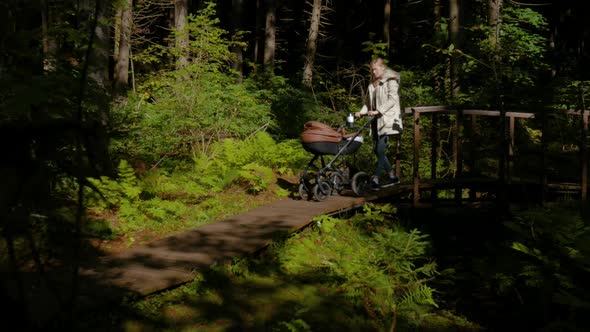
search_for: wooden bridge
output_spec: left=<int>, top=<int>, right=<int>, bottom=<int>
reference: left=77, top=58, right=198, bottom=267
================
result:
left=6, top=106, right=590, bottom=327
left=399, top=106, right=590, bottom=205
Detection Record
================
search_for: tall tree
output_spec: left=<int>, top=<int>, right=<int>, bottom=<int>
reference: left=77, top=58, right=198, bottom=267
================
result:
left=433, top=0, right=442, bottom=23
left=432, top=0, right=444, bottom=96
left=85, top=0, right=114, bottom=176
left=488, top=0, right=502, bottom=55
left=449, top=0, right=462, bottom=98
left=231, top=0, right=244, bottom=81
left=40, top=0, right=57, bottom=72
left=263, top=0, right=276, bottom=72
left=174, top=0, right=189, bottom=69
left=383, top=0, right=391, bottom=53
left=302, top=0, right=322, bottom=87
left=254, top=0, right=263, bottom=66
left=114, top=0, right=133, bottom=96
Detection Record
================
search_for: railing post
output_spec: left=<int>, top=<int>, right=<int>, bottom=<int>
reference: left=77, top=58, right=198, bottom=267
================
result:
left=431, top=112, right=438, bottom=201
left=468, top=114, right=478, bottom=201
left=508, top=115, right=515, bottom=184
left=541, top=110, right=547, bottom=203
left=395, top=135, right=401, bottom=178
left=413, top=109, right=421, bottom=206
left=454, top=109, right=463, bottom=203
left=582, top=110, right=588, bottom=200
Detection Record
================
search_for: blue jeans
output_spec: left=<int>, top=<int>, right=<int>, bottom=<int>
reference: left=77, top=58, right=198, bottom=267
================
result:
left=373, top=135, right=393, bottom=178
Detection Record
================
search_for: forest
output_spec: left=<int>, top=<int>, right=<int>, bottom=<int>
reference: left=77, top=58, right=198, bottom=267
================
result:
left=2, top=0, right=590, bottom=331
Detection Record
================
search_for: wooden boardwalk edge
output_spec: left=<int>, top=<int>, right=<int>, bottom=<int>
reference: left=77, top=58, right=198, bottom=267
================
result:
left=4, top=193, right=381, bottom=326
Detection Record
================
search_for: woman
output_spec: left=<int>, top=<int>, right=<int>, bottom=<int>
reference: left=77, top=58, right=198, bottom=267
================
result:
left=355, top=57, right=402, bottom=189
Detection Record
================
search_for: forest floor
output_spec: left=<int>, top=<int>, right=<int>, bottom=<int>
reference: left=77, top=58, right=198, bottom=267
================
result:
left=3, top=174, right=489, bottom=331
left=83, top=172, right=300, bottom=256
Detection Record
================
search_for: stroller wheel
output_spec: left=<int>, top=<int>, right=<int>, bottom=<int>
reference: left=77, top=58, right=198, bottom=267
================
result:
left=313, top=182, right=332, bottom=202
left=352, top=172, right=371, bottom=196
left=298, top=183, right=312, bottom=201
left=329, top=173, right=346, bottom=195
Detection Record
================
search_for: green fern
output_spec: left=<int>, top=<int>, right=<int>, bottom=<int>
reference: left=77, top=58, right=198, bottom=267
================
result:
left=277, top=205, right=438, bottom=327
left=272, top=318, right=311, bottom=332
left=505, top=204, right=590, bottom=329
left=85, top=159, right=141, bottom=209
left=237, top=162, right=275, bottom=194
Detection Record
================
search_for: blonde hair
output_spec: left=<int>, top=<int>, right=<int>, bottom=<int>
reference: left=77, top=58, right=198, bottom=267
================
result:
left=370, top=57, right=399, bottom=84
left=370, top=57, right=387, bottom=68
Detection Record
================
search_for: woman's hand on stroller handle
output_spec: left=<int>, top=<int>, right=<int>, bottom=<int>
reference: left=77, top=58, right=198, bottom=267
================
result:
left=355, top=110, right=379, bottom=118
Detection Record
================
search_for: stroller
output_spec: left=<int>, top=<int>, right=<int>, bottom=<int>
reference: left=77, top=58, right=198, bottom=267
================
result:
left=298, top=114, right=375, bottom=201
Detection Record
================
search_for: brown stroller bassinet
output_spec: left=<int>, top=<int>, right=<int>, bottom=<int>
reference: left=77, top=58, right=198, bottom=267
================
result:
left=300, top=121, right=364, bottom=155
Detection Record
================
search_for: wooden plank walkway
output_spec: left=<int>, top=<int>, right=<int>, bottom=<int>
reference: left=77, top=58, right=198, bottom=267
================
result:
left=5, top=189, right=402, bottom=326
left=78, top=193, right=372, bottom=297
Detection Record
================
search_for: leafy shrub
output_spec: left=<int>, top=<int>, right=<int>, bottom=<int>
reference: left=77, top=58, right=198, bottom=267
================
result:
left=112, top=2, right=273, bottom=166
left=502, top=203, right=590, bottom=331
left=237, top=163, right=275, bottom=194
left=86, top=160, right=193, bottom=234
left=86, top=160, right=141, bottom=210
left=276, top=204, right=438, bottom=329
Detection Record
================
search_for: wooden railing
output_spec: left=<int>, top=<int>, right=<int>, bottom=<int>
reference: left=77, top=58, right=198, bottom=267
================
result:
left=404, top=106, right=590, bottom=205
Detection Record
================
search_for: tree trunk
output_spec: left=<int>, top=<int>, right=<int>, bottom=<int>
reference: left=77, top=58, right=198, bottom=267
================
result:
left=70, top=0, right=114, bottom=317
left=255, top=0, right=263, bottom=66
left=41, top=0, right=57, bottom=72
left=383, top=0, right=391, bottom=53
left=433, top=0, right=443, bottom=96
left=263, top=0, right=276, bottom=72
left=86, top=0, right=114, bottom=176
left=174, top=0, right=189, bottom=69
left=114, top=0, right=132, bottom=96
left=231, top=0, right=244, bottom=82
left=489, top=0, right=507, bottom=206
left=449, top=0, right=462, bottom=99
left=302, top=0, right=322, bottom=87
left=488, top=0, right=502, bottom=49
left=433, top=0, right=442, bottom=23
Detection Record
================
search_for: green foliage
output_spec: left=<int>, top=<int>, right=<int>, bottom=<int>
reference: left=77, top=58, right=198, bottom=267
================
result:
left=502, top=203, right=590, bottom=330
left=194, top=131, right=308, bottom=193
left=113, top=67, right=273, bottom=164
left=272, top=319, right=312, bottom=332
left=85, top=160, right=145, bottom=233
left=311, top=215, right=339, bottom=234
left=86, top=160, right=141, bottom=210
left=474, top=4, right=548, bottom=105
left=141, top=168, right=208, bottom=199
left=499, top=7, right=549, bottom=77
left=75, top=203, right=486, bottom=332
left=277, top=204, right=438, bottom=328
left=237, top=163, right=275, bottom=194
left=134, top=1, right=244, bottom=73
left=245, top=73, right=333, bottom=139
left=553, top=80, right=590, bottom=110
left=186, top=2, right=244, bottom=69
left=361, top=32, right=388, bottom=59
left=113, top=2, right=272, bottom=164
left=425, top=3, right=550, bottom=107
left=85, top=160, right=194, bottom=235
left=91, top=132, right=309, bottom=237
left=397, top=69, right=441, bottom=108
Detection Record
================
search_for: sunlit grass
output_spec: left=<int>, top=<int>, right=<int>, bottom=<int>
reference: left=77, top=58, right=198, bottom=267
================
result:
left=78, top=208, right=483, bottom=332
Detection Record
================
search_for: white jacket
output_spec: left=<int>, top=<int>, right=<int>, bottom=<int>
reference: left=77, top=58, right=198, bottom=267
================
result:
left=359, top=68, right=402, bottom=136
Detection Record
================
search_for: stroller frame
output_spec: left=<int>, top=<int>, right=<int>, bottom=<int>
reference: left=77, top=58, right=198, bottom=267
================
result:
left=298, top=116, right=375, bottom=201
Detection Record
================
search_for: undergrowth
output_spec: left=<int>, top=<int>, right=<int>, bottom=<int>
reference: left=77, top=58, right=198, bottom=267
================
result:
left=76, top=203, right=482, bottom=332
left=83, top=131, right=309, bottom=243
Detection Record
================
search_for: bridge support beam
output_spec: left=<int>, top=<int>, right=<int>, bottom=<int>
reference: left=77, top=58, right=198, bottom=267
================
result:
left=581, top=111, right=588, bottom=200
left=413, top=109, right=421, bottom=206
